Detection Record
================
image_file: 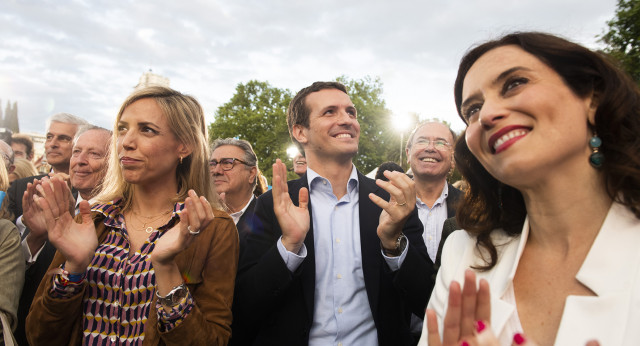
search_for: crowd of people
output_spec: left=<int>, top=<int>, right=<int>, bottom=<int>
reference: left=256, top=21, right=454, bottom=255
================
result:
left=0, top=31, right=638, bottom=346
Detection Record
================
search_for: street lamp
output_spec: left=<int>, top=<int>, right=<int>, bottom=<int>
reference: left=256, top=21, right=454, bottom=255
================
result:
left=392, top=113, right=412, bottom=166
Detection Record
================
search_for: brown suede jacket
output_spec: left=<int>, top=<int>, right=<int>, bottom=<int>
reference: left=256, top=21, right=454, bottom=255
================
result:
left=26, top=209, right=238, bottom=345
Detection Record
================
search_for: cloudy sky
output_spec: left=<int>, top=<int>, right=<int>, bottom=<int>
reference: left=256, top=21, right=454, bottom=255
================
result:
left=0, top=0, right=617, bottom=135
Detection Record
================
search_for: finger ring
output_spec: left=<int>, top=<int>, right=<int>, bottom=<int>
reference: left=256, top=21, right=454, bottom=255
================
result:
left=188, top=225, right=200, bottom=235
left=396, top=202, right=407, bottom=207
left=54, top=216, right=60, bottom=221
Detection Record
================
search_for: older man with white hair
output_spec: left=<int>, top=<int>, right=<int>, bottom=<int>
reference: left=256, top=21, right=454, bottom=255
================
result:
left=12, top=112, right=88, bottom=346
left=8, top=113, right=88, bottom=217
left=69, top=125, right=111, bottom=209
left=404, top=121, right=462, bottom=267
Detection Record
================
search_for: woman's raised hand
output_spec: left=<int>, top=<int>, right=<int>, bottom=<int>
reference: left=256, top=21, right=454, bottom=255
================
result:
left=426, top=269, right=491, bottom=346
left=34, top=177, right=98, bottom=273
left=151, top=189, right=214, bottom=266
left=425, top=270, right=600, bottom=346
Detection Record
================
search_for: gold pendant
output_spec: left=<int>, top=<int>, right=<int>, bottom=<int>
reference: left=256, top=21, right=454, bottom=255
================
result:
left=145, top=226, right=154, bottom=234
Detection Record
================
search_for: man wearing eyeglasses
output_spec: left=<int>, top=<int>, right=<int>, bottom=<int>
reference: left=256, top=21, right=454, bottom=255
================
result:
left=234, top=82, right=433, bottom=346
left=11, top=112, right=88, bottom=346
left=210, top=138, right=260, bottom=253
left=8, top=113, right=88, bottom=217
left=405, top=121, right=462, bottom=267
left=0, top=140, right=15, bottom=174
left=403, top=121, right=462, bottom=340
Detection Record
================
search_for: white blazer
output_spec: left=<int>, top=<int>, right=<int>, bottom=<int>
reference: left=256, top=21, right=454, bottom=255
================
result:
left=419, top=202, right=640, bottom=346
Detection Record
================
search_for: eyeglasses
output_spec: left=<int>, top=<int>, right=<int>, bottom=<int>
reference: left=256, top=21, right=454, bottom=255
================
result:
left=413, top=139, right=451, bottom=151
left=209, top=157, right=250, bottom=171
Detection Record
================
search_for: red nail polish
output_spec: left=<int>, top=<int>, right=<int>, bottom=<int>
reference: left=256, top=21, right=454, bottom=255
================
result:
left=475, top=320, right=486, bottom=333
left=513, top=333, right=526, bottom=345
left=461, top=341, right=470, bottom=346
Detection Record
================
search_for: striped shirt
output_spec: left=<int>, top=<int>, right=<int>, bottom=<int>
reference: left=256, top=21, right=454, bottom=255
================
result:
left=49, top=199, right=193, bottom=345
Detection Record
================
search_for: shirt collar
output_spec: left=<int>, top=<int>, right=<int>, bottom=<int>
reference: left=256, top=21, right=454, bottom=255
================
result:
left=416, top=181, right=449, bottom=207
left=306, top=164, right=359, bottom=193
left=230, top=195, right=255, bottom=225
left=75, top=194, right=97, bottom=208
left=239, top=194, right=255, bottom=214
left=75, top=194, right=85, bottom=209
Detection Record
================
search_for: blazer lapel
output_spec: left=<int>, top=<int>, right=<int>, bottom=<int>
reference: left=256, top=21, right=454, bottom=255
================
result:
left=474, top=224, right=528, bottom=337
left=446, top=184, right=461, bottom=219
left=480, top=204, right=640, bottom=345
left=555, top=203, right=640, bottom=345
left=357, top=172, right=383, bottom=319
left=293, top=176, right=317, bottom=324
left=237, top=198, right=256, bottom=230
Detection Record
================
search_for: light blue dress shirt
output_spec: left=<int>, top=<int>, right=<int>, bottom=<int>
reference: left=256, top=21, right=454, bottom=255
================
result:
left=276, top=166, right=409, bottom=346
left=415, top=182, right=448, bottom=263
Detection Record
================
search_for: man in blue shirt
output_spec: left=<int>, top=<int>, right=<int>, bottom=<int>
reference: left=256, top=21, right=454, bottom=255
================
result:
left=234, top=82, right=434, bottom=346
left=405, top=122, right=462, bottom=266
left=404, top=121, right=462, bottom=337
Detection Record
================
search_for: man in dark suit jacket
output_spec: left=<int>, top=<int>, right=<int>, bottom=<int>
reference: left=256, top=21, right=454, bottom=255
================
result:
left=403, top=121, right=463, bottom=341
left=12, top=113, right=88, bottom=345
left=7, top=174, right=47, bottom=219
left=404, top=121, right=462, bottom=266
left=209, top=138, right=262, bottom=258
left=234, top=82, right=433, bottom=346
left=210, top=138, right=269, bottom=346
left=435, top=216, right=459, bottom=270
left=235, top=198, right=257, bottom=249
left=8, top=113, right=88, bottom=218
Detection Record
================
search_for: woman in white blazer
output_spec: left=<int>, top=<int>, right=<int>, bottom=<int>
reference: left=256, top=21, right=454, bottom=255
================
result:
left=420, top=32, right=640, bottom=346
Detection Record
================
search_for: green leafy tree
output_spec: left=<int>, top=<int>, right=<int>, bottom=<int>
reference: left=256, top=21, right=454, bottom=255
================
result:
left=210, top=77, right=418, bottom=181
left=209, top=80, right=293, bottom=182
left=600, top=0, right=640, bottom=83
left=336, top=76, right=418, bottom=174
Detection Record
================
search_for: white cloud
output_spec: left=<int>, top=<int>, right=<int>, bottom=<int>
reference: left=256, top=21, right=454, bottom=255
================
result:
left=0, top=0, right=617, bottom=135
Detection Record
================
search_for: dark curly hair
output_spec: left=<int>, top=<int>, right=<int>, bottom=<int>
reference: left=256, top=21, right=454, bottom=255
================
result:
left=453, top=32, right=640, bottom=270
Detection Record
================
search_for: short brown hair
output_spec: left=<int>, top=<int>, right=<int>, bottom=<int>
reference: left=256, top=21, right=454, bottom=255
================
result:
left=9, top=134, right=34, bottom=159
left=287, top=81, right=348, bottom=151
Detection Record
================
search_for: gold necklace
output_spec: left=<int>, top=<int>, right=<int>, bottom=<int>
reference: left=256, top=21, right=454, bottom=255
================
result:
left=133, top=209, right=173, bottom=220
left=129, top=209, right=173, bottom=234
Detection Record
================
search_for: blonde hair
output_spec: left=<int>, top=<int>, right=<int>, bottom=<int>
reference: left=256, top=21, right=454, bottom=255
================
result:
left=0, top=161, right=9, bottom=192
left=95, top=86, right=222, bottom=211
left=11, top=158, right=38, bottom=181
left=0, top=163, right=14, bottom=221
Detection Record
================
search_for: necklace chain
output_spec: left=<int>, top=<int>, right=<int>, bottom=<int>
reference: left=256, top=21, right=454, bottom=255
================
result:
left=128, top=209, right=173, bottom=234
left=132, top=209, right=172, bottom=220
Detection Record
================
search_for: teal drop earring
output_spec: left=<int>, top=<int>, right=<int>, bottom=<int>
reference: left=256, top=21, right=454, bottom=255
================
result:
left=589, top=133, right=604, bottom=168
